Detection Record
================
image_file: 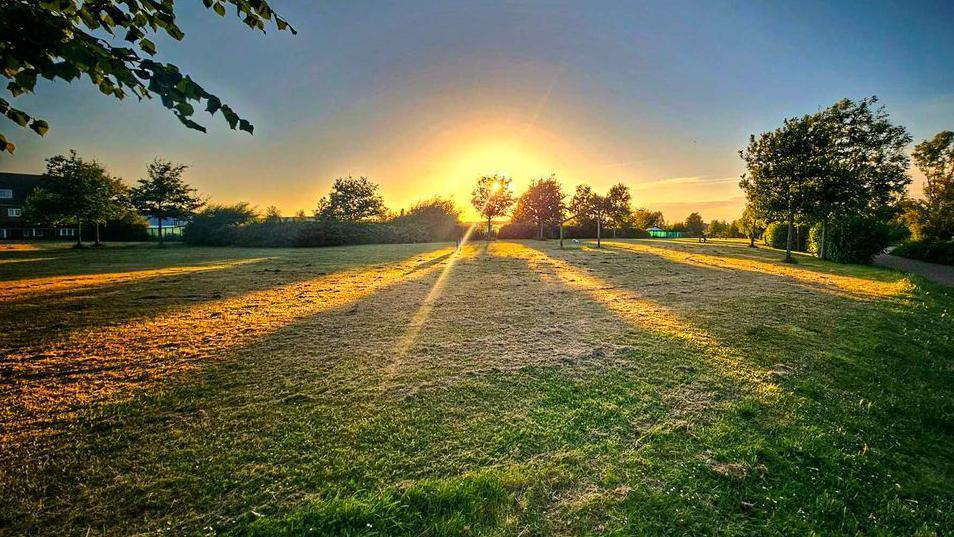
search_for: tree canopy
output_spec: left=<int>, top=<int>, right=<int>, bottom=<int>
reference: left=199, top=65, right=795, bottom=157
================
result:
left=129, top=158, right=204, bottom=243
left=911, top=130, right=954, bottom=240
left=23, top=149, right=126, bottom=245
left=512, top=175, right=565, bottom=239
left=471, top=174, right=516, bottom=236
left=316, top=177, right=388, bottom=223
left=0, top=0, right=296, bottom=155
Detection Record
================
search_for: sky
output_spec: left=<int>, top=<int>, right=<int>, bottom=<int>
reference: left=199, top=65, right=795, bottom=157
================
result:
left=2, top=0, right=953, bottom=223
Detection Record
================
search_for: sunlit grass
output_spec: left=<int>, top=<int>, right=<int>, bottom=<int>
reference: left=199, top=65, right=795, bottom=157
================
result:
left=0, top=240, right=950, bottom=536
left=496, top=242, right=779, bottom=396
left=0, top=258, right=269, bottom=302
left=603, top=239, right=913, bottom=299
left=2, top=247, right=453, bottom=442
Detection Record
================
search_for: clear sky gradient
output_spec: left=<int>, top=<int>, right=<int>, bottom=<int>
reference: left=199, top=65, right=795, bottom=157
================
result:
left=2, top=1, right=953, bottom=222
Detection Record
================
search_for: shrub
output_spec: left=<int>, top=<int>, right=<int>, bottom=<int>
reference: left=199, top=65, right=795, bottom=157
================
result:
left=389, top=198, right=462, bottom=242
left=183, top=203, right=258, bottom=246
left=892, top=239, right=954, bottom=265
left=497, top=222, right=538, bottom=239
left=810, top=215, right=894, bottom=264
left=763, top=222, right=788, bottom=249
left=100, top=212, right=150, bottom=241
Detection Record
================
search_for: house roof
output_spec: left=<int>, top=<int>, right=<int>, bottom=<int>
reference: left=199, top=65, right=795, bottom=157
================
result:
left=645, top=226, right=665, bottom=232
left=0, top=171, right=47, bottom=191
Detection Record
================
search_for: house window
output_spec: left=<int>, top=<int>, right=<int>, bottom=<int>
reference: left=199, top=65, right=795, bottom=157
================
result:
left=58, top=228, right=76, bottom=237
left=0, top=189, right=12, bottom=199
left=7, top=208, right=21, bottom=217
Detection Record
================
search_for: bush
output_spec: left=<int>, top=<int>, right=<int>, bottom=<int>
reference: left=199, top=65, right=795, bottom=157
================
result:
left=100, top=212, right=150, bottom=241
left=892, top=239, right=954, bottom=265
left=764, top=222, right=811, bottom=251
left=763, top=222, right=788, bottom=249
left=497, top=222, right=539, bottom=239
left=809, top=215, right=894, bottom=264
left=183, top=203, right=258, bottom=246
left=389, top=198, right=462, bottom=243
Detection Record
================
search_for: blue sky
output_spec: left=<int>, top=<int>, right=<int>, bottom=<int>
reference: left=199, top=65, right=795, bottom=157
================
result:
left=2, top=0, right=952, bottom=221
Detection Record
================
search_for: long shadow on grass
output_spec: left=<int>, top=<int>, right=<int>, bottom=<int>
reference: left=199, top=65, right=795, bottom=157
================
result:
left=0, top=246, right=454, bottom=444
left=2, top=241, right=950, bottom=536
left=0, top=244, right=452, bottom=351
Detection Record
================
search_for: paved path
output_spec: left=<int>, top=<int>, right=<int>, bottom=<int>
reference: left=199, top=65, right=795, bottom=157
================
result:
left=874, top=251, right=954, bottom=286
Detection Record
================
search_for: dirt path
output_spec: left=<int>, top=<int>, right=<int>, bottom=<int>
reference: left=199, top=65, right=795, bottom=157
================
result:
left=874, top=251, right=954, bottom=286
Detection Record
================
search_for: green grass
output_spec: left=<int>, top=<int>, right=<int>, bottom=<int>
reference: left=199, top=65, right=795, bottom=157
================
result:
left=0, top=239, right=951, bottom=535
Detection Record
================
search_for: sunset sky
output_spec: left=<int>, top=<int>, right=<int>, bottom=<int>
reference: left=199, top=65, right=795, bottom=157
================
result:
left=2, top=1, right=953, bottom=222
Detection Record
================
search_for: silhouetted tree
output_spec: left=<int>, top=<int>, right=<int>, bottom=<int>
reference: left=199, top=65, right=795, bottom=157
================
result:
left=633, top=208, right=665, bottom=230
left=471, top=174, right=515, bottom=238
left=684, top=212, right=705, bottom=238
left=316, top=177, right=388, bottom=223
left=604, top=183, right=633, bottom=238
left=571, top=185, right=612, bottom=247
left=264, top=206, right=282, bottom=222
left=911, top=130, right=954, bottom=240
left=512, top=175, right=565, bottom=239
left=130, top=159, right=204, bottom=245
left=23, top=150, right=125, bottom=247
left=0, top=0, right=296, bottom=155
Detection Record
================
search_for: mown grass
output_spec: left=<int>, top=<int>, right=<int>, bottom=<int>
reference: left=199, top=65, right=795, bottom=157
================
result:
left=0, top=239, right=951, bottom=536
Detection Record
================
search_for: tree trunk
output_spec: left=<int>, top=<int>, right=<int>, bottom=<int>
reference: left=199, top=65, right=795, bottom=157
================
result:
left=486, top=217, right=492, bottom=240
left=559, top=221, right=564, bottom=249
left=785, top=211, right=795, bottom=263
left=75, top=214, right=82, bottom=247
left=158, top=217, right=164, bottom=246
left=538, top=220, right=544, bottom=240
left=94, top=222, right=101, bottom=246
left=819, top=216, right=828, bottom=260
left=596, top=219, right=602, bottom=248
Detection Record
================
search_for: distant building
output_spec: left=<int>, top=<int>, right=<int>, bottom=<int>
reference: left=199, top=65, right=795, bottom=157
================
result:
left=143, top=216, right=190, bottom=239
left=0, top=172, right=77, bottom=240
left=646, top=226, right=685, bottom=239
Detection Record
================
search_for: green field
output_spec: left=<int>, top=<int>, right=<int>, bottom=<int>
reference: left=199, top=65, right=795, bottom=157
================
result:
left=1, top=239, right=951, bottom=536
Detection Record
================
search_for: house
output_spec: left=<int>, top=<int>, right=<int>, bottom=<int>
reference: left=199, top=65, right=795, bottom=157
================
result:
left=0, top=172, right=77, bottom=240
left=646, top=226, right=685, bottom=238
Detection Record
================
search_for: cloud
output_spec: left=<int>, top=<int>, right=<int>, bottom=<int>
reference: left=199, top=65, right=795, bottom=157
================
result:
left=633, top=176, right=738, bottom=190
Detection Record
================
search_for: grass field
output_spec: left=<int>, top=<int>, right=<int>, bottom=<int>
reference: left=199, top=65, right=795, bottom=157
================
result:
left=1, top=239, right=951, bottom=536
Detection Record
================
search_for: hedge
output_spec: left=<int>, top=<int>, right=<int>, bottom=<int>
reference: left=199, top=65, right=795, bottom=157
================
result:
left=892, top=239, right=954, bottom=266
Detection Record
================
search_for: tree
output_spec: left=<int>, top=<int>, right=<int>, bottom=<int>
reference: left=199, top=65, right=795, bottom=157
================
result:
left=684, top=212, right=705, bottom=237
left=129, top=159, right=204, bottom=245
left=391, top=197, right=462, bottom=242
left=87, top=174, right=130, bottom=246
left=183, top=202, right=258, bottom=246
left=316, top=176, right=388, bottom=223
left=264, top=206, right=282, bottom=222
left=570, top=184, right=612, bottom=247
left=471, top=174, right=515, bottom=238
left=633, top=208, right=665, bottom=230
left=0, top=1, right=296, bottom=155
left=809, top=97, right=911, bottom=259
left=604, top=183, right=633, bottom=238
left=739, top=204, right=766, bottom=247
left=911, top=131, right=954, bottom=240
left=23, top=150, right=125, bottom=247
left=740, top=114, right=823, bottom=262
left=512, top=175, right=565, bottom=239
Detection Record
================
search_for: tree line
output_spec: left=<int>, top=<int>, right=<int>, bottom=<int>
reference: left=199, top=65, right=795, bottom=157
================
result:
left=740, top=96, right=953, bottom=264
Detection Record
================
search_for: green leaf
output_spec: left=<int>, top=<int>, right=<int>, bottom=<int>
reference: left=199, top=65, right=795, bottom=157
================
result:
left=29, top=119, right=50, bottom=136
left=6, top=108, right=30, bottom=127
left=238, top=119, right=254, bottom=135
left=213, top=2, right=226, bottom=16
left=140, top=38, right=157, bottom=55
